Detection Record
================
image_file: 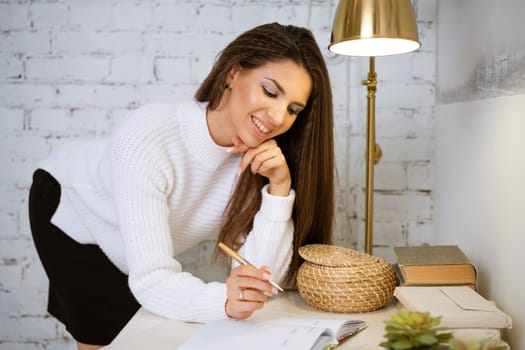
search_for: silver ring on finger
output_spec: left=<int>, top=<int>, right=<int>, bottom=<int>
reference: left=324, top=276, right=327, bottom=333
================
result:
left=239, top=290, right=244, bottom=301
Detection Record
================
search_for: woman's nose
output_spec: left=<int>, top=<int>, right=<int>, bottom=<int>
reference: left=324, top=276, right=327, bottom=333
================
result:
left=268, top=102, right=288, bottom=126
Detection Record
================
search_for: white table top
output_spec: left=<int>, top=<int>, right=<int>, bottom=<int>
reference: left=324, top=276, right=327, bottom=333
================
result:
left=103, top=292, right=397, bottom=350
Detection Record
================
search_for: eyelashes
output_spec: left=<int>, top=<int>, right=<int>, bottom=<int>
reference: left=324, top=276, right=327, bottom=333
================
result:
left=288, top=106, right=301, bottom=115
left=262, top=85, right=277, bottom=98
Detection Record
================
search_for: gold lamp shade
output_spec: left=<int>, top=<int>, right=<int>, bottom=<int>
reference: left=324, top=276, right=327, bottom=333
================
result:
left=329, top=0, right=421, bottom=56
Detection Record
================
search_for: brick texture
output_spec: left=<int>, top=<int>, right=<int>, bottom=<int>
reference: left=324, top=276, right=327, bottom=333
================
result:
left=0, top=0, right=436, bottom=348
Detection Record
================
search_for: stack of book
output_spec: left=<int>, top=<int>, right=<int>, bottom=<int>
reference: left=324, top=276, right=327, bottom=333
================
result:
left=393, top=245, right=477, bottom=289
left=392, top=245, right=511, bottom=348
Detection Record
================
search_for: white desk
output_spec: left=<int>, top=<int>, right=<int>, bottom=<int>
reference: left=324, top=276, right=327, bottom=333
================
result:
left=103, top=292, right=397, bottom=350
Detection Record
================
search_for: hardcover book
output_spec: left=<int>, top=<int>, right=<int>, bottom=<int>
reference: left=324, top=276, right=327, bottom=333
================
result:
left=394, top=245, right=477, bottom=286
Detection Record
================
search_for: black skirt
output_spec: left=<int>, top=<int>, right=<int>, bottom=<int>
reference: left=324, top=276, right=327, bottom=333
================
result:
left=28, top=169, right=140, bottom=345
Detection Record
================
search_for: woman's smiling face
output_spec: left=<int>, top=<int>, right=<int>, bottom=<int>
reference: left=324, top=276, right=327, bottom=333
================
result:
left=223, top=59, right=312, bottom=148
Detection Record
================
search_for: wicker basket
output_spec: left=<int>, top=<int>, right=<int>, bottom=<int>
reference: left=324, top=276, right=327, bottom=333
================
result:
left=297, top=244, right=396, bottom=313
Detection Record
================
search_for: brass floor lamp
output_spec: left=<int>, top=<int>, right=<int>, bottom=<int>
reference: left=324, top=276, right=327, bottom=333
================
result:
left=329, top=0, right=421, bottom=255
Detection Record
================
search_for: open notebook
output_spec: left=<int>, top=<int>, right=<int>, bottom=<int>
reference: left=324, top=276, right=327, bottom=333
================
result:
left=178, top=312, right=367, bottom=350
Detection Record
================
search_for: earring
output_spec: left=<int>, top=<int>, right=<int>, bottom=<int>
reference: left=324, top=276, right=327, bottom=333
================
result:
left=224, top=83, right=231, bottom=90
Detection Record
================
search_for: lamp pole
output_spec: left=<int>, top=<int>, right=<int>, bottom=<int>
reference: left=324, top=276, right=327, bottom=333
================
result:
left=329, top=0, right=420, bottom=255
left=362, top=56, right=382, bottom=255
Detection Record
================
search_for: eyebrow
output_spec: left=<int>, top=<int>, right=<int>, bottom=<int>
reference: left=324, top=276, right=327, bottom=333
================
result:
left=264, top=77, right=307, bottom=108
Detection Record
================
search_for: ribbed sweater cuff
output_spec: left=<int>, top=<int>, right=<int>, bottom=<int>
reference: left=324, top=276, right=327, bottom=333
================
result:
left=259, top=184, right=295, bottom=221
left=193, top=282, right=229, bottom=322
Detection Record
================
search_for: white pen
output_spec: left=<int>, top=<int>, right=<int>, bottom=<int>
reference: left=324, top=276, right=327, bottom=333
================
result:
left=218, top=242, right=284, bottom=292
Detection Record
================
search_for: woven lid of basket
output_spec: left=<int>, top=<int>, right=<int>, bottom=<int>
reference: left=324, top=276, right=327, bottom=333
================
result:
left=298, top=244, right=374, bottom=267
left=297, top=244, right=396, bottom=313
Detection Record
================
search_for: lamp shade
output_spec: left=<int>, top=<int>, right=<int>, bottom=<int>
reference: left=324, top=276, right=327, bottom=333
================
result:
left=329, top=0, right=421, bottom=56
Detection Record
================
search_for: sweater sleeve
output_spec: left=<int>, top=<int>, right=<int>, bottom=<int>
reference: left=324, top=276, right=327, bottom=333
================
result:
left=237, top=184, right=295, bottom=285
left=110, top=106, right=227, bottom=323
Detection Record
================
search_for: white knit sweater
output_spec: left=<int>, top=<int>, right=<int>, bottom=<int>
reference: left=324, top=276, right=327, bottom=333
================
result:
left=39, top=100, right=295, bottom=322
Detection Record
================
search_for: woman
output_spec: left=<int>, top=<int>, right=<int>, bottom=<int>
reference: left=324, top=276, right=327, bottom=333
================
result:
left=29, top=22, right=334, bottom=350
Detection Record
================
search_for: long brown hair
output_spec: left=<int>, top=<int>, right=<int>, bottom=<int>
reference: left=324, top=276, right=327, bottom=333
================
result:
left=195, top=23, right=334, bottom=287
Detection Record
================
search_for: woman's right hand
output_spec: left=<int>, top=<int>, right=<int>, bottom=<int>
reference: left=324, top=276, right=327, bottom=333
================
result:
left=228, top=136, right=292, bottom=197
left=224, top=264, right=278, bottom=319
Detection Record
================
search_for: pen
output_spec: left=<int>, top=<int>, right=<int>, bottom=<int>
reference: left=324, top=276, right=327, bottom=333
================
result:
left=218, top=242, right=284, bottom=292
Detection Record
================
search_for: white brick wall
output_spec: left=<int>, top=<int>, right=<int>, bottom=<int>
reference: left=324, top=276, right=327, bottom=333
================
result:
left=0, top=0, right=436, bottom=348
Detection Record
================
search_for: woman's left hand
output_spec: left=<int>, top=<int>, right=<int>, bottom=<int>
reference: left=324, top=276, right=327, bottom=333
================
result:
left=229, top=136, right=291, bottom=196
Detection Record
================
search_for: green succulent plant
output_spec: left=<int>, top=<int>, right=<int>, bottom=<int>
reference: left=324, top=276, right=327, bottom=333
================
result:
left=380, top=308, right=453, bottom=350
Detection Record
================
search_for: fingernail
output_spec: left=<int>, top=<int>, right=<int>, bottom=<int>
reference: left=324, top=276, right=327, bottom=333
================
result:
left=272, top=287, right=278, bottom=294
left=263, top=273, right=271, bottom=281
left=264, top=291, right=272, bottom=297
left=226, top=147, right=233, bottom=153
